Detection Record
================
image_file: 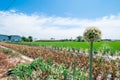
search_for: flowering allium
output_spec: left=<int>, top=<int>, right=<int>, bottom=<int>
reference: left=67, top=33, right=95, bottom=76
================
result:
left=83, top=26, right=102, bottom=42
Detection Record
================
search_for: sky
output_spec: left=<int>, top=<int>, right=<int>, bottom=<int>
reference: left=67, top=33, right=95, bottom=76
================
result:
left=0, top=0, right=120, bottom=40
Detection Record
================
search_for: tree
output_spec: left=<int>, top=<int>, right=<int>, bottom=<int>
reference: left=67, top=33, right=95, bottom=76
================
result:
left=50, top=38, right=55, bottom=40
left=22, top=36, right=33, bottom=42
left=21, top=36, right=27, bottom=42
left=28, top=36, right=33, bottom=42
left=76, top=36, right=83, bottom=42
left=83, top=26, right=101, bottom=80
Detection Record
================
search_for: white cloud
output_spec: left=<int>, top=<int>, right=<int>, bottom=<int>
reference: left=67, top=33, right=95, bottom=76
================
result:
left=0, top=10, right=120, bottom=40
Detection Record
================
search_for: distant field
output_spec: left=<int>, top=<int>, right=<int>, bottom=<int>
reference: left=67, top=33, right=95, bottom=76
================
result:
left=15, top=41, right=120, bottom=53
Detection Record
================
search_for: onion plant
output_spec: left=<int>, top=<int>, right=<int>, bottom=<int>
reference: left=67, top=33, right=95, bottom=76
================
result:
left=83, top=26, right=102, bottom=80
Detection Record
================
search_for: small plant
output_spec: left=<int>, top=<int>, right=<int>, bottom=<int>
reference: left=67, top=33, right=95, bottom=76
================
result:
left=96, top=56, right=103, bottom=63
left=12, top=63, right=33, bottom=80
left=4, top=49, right=12, bottom=54
left=0, top=48, right=4, bottom=50
left=98, top=44, right=112, bottom=55
left=22, top=49, right=28, bottom=55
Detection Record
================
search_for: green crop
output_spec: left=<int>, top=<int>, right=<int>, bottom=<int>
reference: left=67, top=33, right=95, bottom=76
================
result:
left=10, top=57, right=88, bottom=80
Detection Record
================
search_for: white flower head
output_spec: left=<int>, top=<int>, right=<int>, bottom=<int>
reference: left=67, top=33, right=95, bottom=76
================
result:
left=83, top=26, right=102, bottom=42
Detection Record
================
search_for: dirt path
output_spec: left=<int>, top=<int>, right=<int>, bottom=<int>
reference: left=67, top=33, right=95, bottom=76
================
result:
left=0, top=45, right=34, bottom=64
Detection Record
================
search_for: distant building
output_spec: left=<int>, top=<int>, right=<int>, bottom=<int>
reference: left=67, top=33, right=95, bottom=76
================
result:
left=0, top=34, right=22, bottom=42
left=10, top=35, right=22, bottom=42
left=0, top=34, right=9, bottom=42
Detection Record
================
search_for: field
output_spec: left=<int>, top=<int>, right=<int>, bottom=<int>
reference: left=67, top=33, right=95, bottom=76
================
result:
left=15, top=41, right=120, bottom=56
left=0, top=42, right=119, bottom=80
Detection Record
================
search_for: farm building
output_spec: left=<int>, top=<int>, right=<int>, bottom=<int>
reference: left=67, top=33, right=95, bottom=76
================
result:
left=0, top=34, right=22, bottom=42
left=10, top=35, right=22, bottom=42
left=0, top=34, right=9, bottom=42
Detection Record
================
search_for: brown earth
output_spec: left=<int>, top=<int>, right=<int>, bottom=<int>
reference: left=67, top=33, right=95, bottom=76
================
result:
left=0, top=45, right=34, bottom=79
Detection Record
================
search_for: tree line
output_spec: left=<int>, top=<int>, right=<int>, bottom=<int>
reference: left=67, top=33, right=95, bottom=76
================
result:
left=22, top=35, right=114, bottom=42
left=22, top=36, right=33, bottom=42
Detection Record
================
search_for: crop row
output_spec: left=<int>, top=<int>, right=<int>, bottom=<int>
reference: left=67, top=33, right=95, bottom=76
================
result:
left=9, top=57, right=87, bottom=80
left=0, top=42, right=119, bottom=79
left=14, top=41, right=120, bottom=56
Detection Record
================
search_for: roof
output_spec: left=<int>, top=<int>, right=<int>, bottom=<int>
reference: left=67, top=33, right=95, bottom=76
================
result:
left=0, top=34, right=8, bottom=36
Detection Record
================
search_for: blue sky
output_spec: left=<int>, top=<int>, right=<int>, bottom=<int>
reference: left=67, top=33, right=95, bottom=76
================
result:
left=0, top=0, right=120, bottom=18
left=0, top=0, right=120, bottom=39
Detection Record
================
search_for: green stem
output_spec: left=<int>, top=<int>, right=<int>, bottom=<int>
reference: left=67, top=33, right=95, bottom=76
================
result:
left=73, top=55, right=76, bottom=80
left=89, top=41, right=93, bottom=80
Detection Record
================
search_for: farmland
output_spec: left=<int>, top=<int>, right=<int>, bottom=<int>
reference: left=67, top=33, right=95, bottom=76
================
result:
left=0, top=42, right=119, bottom=80
left=14, top=41, right=120, bottom=56
left=0, top=42, right=88, bottom=79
